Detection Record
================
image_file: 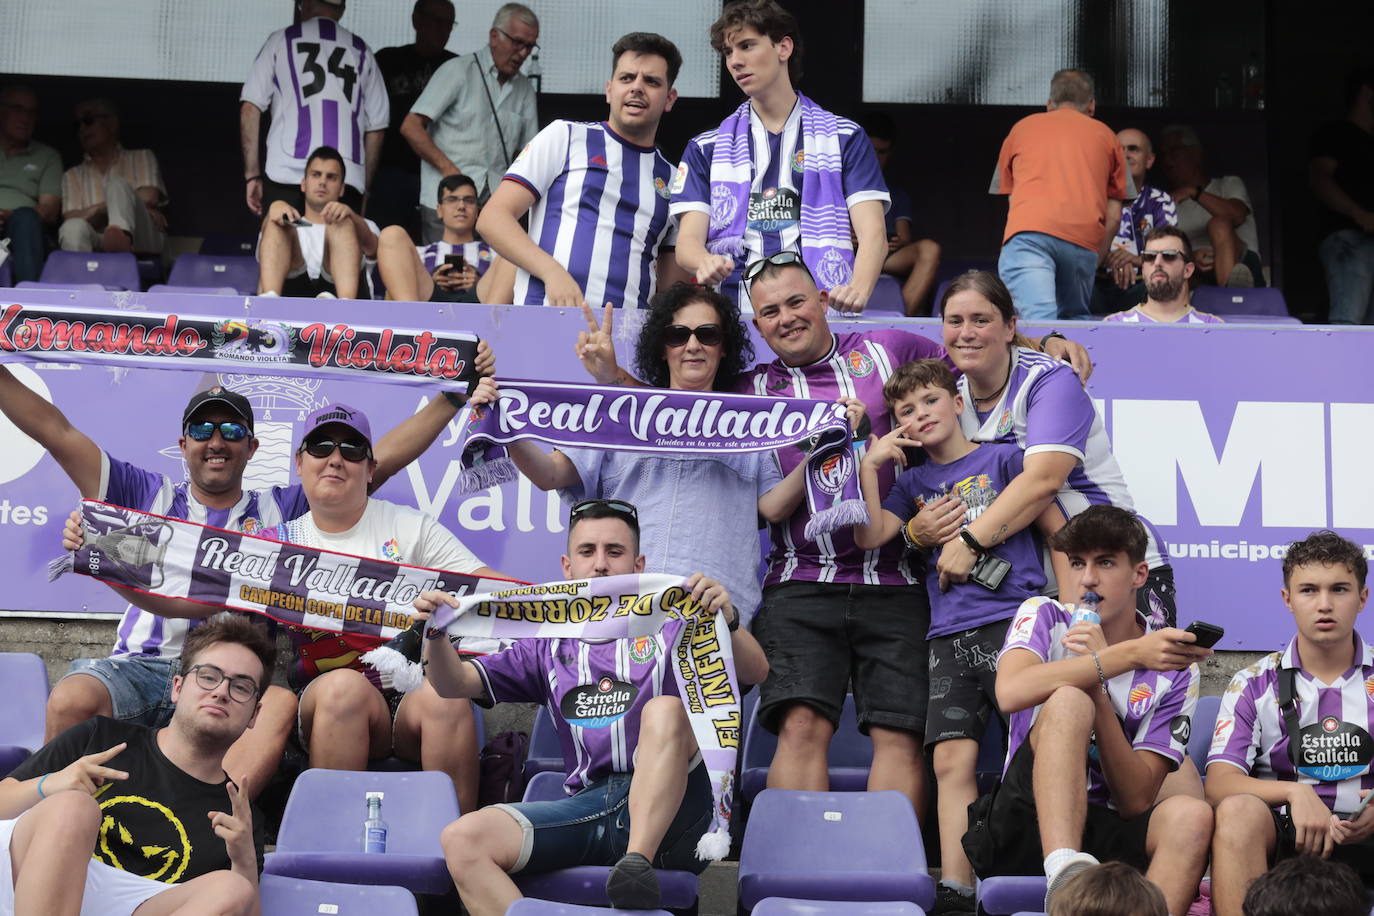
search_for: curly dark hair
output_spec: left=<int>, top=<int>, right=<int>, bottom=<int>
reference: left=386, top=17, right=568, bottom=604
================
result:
left=634, top=284, right=754, bottom=390
left=1283, top=530, right=1367, bottom=589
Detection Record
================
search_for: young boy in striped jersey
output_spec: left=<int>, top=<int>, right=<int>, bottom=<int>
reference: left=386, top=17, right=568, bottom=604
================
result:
left=477, top=32, right=688, bottom=311
left=1208, top=531, right=1374, bottom=916
left=376, top=173, right=505, bottom=303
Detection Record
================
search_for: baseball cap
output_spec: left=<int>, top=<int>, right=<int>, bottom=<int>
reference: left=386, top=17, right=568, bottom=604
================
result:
left=182, top=386, right=254, bottom=431
left=300, top=403, right=372, bottom=446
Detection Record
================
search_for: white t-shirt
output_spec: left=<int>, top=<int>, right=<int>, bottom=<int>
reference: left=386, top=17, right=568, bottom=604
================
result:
left=280, top=497, right=483, bottom=573
left=1175, top=175, right=1260, bottom=257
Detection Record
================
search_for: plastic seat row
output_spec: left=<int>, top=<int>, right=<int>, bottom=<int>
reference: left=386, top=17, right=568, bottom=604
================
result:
left=1, top=251, right=259, bottom=295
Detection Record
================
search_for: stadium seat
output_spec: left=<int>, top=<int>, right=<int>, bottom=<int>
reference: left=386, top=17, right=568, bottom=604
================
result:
left=507, top=899, right=672, bottom=916
left=976, top=875, right=1046, bottom=915
left=524, top=705, right=563, bottom=781
left=867, top=275, right=906, bottom=313
left=258, top=874, right=418, bottom=916
left=1211, top=313, right=1302, bottom=324
left=738, top=789, right=934, bottom=912
left=740, top=695, right=872, bottom=804
left=513, top=770, right=699, bottom=909
left=168, top=253, right=260, bottom=295
left=0, top=653, right=48, bottom=778
left=146, top=284, right=239, bottom=295
left=15, top=281, right=107, bottom=292
left=0, top=258, right=11, bottom=288
left=1190, top=286, right=1288, bottom=317
left=752, top=898, right=925, bottom=914
left=262, top=769, right=460, bottom=894
left=1188, top=694, right=1222, bottom=776
left=39, top=251, right=140, bottom=291
left=932, top=280, right=953, bottom=314
left=199, top=233, right=258, bottom=257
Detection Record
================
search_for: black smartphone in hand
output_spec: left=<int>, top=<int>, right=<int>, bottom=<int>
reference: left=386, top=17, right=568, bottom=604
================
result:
left=445, top=253, right=466, bottom=273
left=1183, top=620, right=1225, bottom=648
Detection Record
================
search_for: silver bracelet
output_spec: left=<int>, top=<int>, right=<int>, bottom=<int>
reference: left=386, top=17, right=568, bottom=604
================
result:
left=1090, top=651, right=1109, bottom=695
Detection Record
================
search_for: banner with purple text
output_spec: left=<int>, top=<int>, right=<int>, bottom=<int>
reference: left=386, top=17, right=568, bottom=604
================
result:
left=2, top=288, right=1369, bottom=649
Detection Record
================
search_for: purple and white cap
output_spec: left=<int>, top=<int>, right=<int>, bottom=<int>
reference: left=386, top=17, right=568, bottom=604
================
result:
left=300, top=403, right=372, bottom=446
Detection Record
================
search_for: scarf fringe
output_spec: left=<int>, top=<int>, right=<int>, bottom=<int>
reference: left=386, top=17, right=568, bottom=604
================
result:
left=804, top=498, right=870, bottom=541
left=695, top=825, right=731, bottom=862
left=47, top=552, right=74, bottom=582
left=458, top=457, right=518, bottom=494
left=361, top=645, right=426, bottom=694
left=707, top=237, right=747, bottom=259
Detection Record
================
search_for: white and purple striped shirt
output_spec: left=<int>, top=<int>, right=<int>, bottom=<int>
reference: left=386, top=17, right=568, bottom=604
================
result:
left=958, top=346, right=1168, bottom=569
left=504, top=120, right=675, bottom=311
left=418, top=240, right=495, bottom=278
left=473, top=619, right=688, bottom=794
left=736, top=329, right=947, bottom=587
left=241, top=16, right=389, bottom=192
left=1209, top=636, right=1374, bottom=815
left=1103, top=305, right=1225, bottom=325
left=100, top=453, right=307, bottom=658
left=1002, top=596, right=1199, bottom=808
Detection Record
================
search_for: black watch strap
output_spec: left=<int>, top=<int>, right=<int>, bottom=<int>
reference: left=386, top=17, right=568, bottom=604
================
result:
left=959, top=527, right=987, bottom=555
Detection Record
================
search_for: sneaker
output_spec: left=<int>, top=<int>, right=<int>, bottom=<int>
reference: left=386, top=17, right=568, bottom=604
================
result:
left=1044, top=851, right=1100, bottom=912
left=932, top=882, right=976, bottom=915
left=1225, top=261, right=1255, bottom=288
left=315, top=291, right=337, bottom=299
left=606, top=852, right=660, bottom=910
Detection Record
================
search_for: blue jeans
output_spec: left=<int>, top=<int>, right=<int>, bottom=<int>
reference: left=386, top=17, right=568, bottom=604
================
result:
left=1319, top=229, right=1374, bottom=324
left=64, top=655, right=178, bottom=726
left=998, top=231, right=1099, bottom=320
left=4, top=206, right=46, bottom=283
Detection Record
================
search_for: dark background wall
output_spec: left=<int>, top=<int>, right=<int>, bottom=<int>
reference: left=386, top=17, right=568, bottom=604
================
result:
left=5, top=0, right=1369, bottom=319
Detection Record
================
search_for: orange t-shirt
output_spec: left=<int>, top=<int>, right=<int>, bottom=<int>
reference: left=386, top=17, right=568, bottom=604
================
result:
left=992, top=107, right=1130, bottom=252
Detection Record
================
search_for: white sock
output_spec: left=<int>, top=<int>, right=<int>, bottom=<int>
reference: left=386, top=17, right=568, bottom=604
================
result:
left=1044, top=847, right=1079, bottom=879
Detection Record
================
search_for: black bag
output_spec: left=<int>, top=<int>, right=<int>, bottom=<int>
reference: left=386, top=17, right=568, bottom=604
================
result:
left=478, top=730, right=530, bottom=807
left=962, top=783, right=1001, bottom=878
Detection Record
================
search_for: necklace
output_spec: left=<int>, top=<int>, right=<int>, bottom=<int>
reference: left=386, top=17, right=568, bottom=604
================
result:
left=971, top=353, right=1013, bottom=405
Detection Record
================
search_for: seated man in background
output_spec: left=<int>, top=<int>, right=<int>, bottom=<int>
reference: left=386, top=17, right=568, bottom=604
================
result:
left=1094, top=127, right=1176, bottom=314
left=863, top=112, right=941, bottom=316
left=258, top=145, right=379, bottom=299
left=0, top=614, right=268, bottom=914
left=0, top=85, right=61, bottom=283
left=1103, top=226, right=1223, bottom=324
left=428, top=499, right=768, bottom=915
left=58, top=97, right=167, bottom=255
left=1158, top=123, right=1264, bottom=288
left=377, top=173, right=505, bottom=303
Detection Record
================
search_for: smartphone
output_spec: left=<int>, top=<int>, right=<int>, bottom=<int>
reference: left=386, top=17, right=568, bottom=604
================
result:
left=968, top=552, right=1011, bottom=591
left=1348, top=788, right=1374, bottom=821
left=1183, top=620, right=1225, bottom=649
left=444, top=253, right=467, bottom=273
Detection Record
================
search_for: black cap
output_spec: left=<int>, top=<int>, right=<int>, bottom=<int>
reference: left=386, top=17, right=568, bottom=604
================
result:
left=182, top=386, right=254, bottom=431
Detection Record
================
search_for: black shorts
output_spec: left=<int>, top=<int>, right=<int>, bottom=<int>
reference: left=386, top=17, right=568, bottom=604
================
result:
left=263, top=177, right=363, bottom=214
left=752, top=580, right=930, bottom=736
left=430, top=285, right=480, bottom=303
left=926, top=619, right=1010, bottom=747
left=1139, top=564, right=1178, bottom=629
left=282, top=268, right=371, bottom=299
left=967, top=739, right=1153, bottom=877
left=1270, top=808, right=1374, bottom=883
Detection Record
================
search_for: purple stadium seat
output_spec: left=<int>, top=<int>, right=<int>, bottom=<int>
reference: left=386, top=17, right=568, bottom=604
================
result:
left=262, top=769, right=460, bottom=894
left=1211, top=313, right=1302, bottom=324
left=752, top=898, right=925, bottom=914
left=258, top=874, right=418, bottom=916
left=932, top=279, right=953, bottom=314
left=507, top=899, right=672, bottom=916
left=738, top=789, right=934, bottom=912
left=741, top=694, right=872, bottom=803
left=1189, top=286, right=1288, bottom=317
left=524, top=706, right=563, bottom=781
left=15, top=281, right=106, bottom=292
left=514, top=769, right=699, bottom=909
left=168, top=254, right=260, bottom=296
left=866, top=275, right=906, bottom=313
left=1188, top=694, right=1222, bottom=776
left=0, top=258, right=11, bottom=287
left=39, top=251, right=140, bottom=291
left=0, top=653, right=48, bottom=778
left=199, top=233, right=258, bottom=257
left=976, top=875, right=1046, bottom=915
left=147, top=284, right=239, bottom=295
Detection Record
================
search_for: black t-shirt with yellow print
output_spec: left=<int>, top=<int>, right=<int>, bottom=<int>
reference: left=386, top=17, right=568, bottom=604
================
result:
left=9, top=717, right=263, bottom=883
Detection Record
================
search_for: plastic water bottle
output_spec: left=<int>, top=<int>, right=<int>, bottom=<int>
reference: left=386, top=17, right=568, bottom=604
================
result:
left=363, top=793, right=387, bottom=854
left=1071, top=591, right=1102, bottom=626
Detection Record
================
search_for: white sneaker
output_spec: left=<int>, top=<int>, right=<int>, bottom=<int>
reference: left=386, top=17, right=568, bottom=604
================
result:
left=1045, top=851, right=1100, bottom=911
left=257, top=290, right=279, bottom=297
left=315, top=291, right=337, bottom=299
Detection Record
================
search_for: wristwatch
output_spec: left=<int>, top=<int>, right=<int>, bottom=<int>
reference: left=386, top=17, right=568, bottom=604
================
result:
left=959, top=527, right=988, bottom=555
left=1039, top=330, right=1067, bottom=352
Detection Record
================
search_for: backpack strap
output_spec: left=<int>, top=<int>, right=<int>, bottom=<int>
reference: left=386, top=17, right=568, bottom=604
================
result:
left=1278, top=665, right=1303, bottom=768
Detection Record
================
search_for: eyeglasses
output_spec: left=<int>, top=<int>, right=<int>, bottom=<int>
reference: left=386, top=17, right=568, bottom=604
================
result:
left=185, top=421, right=250, bottom=442
left=743, top=251, right=813, bottom=284
left=442, top=194, right=479, bottom=207
left=495, top=27, right=539, bottom=53
left=663, top=324, right=723, bottom=348
left=186, top=664, right=260, bottom=703
left=569, top=499, right=639, bottom=524
left=1139, top=249, right=1187, bottom=265
left=300, top=438, right=372, bottom=462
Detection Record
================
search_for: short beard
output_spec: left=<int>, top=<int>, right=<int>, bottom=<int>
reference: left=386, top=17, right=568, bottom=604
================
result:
left=1147, top=273, right=1186, bottom=303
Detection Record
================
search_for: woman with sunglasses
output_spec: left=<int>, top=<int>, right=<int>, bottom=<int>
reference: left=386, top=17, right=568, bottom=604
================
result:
left=473, top=284, right=818, bottom=627
left=923, top=270, right=1176, bottom=629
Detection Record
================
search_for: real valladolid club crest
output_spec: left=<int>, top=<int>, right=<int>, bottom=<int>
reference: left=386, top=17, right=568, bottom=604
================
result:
left=811, top=448, right=854, bottom=497
left=211, top=319, right=298, bottom=363
left=815, top=248, right=853, bottom=290
left=711, top=184, right=738, bottom=228
left=847, top=349, right=875, bottom=378
left=653, top=177, right=671, bottom=200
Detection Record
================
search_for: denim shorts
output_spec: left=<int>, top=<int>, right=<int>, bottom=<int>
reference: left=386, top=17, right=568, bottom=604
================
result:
left=64, top=655, right=178, bottom=727
left=496, top=758, right=713, bottom=875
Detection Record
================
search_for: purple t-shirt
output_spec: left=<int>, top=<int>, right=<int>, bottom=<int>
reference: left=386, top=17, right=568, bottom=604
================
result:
left=882, top=443, right=1045, bottom=637
left=1208, top=636, right=1374, bottom=815
left=1000, top=596, right=1198, bottom=808
left=473, top=619, right=688, bottom=795
left=736, top=328, right=948, bottom=586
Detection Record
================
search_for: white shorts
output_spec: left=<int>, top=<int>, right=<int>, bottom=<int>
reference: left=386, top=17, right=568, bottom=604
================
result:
left=0, top=813, right=170, bottom=916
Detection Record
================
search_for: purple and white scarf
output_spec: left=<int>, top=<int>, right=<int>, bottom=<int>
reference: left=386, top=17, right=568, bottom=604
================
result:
left=706, top=93, right=855, bottom=290
left=457, top=379, right=868, bottom=540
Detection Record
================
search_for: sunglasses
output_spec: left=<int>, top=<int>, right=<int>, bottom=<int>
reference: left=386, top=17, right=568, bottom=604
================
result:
left=569, top=498, right=639, bottom=523
left=300, top=438, right=372, bottom=462
left=1140, top=249, right=1187, bottom=265
left=743, top=251, right=811, bottom=284
left=664, top=324, right=723, bottom=348
left=185, top=421, right=250, bottom=442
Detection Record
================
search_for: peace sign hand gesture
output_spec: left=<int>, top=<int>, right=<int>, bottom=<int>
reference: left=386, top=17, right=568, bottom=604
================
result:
left=208, top=775, right=256, bottom=873
left=576, top=302, right=622, bottom=385
left=44, top=743, right=129, bottom=796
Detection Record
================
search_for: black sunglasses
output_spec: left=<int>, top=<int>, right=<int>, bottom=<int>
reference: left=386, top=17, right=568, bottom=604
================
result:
left=185, top=421, right=250, bottom=442
left=663, top=324, right=723, bottom=348
left=300, top=439, right=372, bottom=462
left=569, top=499, right=639, bottom=523
left=743, top=251, right=811, bottom=284
left=1140, top=249, right=1187, bottom=265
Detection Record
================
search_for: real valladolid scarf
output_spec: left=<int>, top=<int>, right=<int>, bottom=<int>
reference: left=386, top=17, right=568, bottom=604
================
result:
left=706, top=93, right=856, bottom=290
left=456, top=378, right=868, bottom=540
